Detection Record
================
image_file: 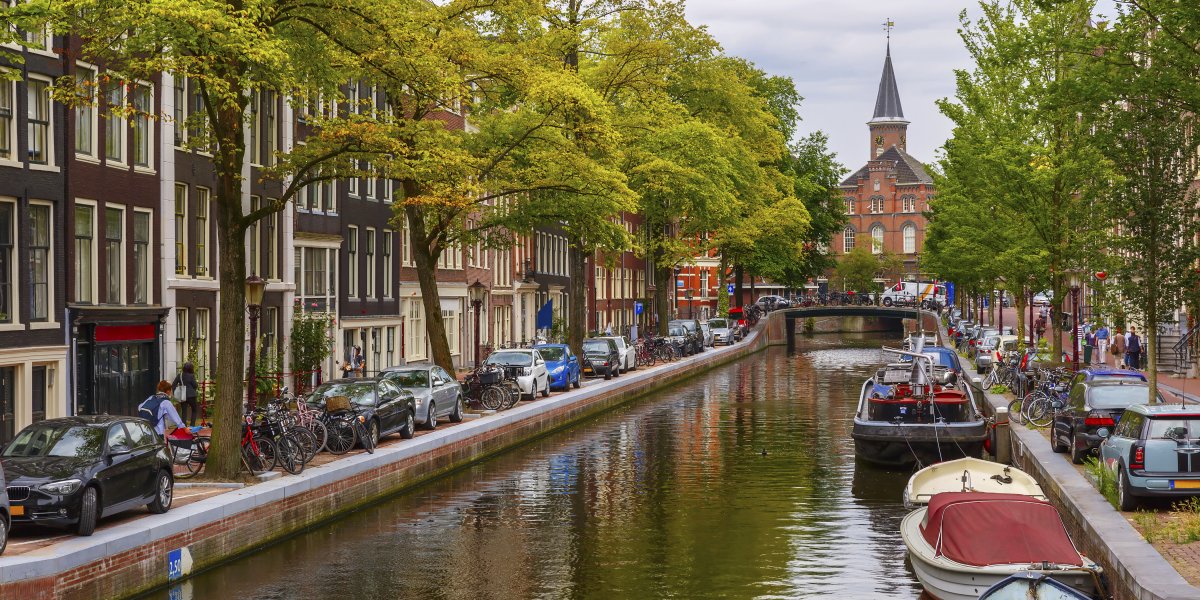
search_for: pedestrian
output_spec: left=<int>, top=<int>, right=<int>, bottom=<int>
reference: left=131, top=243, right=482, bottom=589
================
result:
left=1127, top=327, right=1142, bottom=370
left=1035, top=315, right=1047, bottom=342
left=352, top=345, right=365, bottom=377
left=604, top=323, right=613, bottom=336
left=1083, top=330, right=1095, bottom=365
left=1096, top=324, right=1110, bottom=366
left=1111, top=327, right=1126, bottom=367
left=171, top=362, right=200, bottom=426
left=139, top=380, right=185, bottom=437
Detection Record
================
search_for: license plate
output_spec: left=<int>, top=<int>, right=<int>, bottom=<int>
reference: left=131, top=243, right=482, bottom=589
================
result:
left=10, top=505, right=24, bottom=516
left=1173, top=480, right=1200, bottom=489
left=583, top=367, right=593, bottom=374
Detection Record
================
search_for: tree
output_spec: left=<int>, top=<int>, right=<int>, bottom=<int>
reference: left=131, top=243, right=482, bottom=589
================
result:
left=835, top=246, right=881, bottom=293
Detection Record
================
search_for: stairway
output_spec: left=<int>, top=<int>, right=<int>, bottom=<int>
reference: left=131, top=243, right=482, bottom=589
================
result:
left=1157, top=329, right=1186, bottom=374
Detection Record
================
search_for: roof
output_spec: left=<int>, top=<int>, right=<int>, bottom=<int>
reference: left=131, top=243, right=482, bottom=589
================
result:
left=1079, top=368, right=1147, bottom=382
left=1128, top=404, right=1200, bottom=417
left=35, top=415, right=134, bottom=427
left=921, top=492, right=1082, bottom=567
left=872, top=44, right=905, bottom=121
left=839, top=146, right=934, bottom=187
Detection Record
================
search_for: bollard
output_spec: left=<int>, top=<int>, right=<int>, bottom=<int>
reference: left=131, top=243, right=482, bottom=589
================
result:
left=992, top=405, right=1011, bottom=464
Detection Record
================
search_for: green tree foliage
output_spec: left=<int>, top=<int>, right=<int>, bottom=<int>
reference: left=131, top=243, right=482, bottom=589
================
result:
left=835, top=246, right=881, bottom=293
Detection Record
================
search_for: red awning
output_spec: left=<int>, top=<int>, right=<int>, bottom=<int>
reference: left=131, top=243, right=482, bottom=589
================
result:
left=95, top=324, right=157, bottom=343
left=920, top=492, right=1083, bottom=567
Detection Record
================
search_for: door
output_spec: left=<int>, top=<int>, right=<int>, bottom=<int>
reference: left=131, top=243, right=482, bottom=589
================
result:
left=0, top=367, right=14, bottom=445
left=374, top=381, right=400, bottom=431
left=125, top=420, right=161, bottom=501
left=433, top=367, right=454, bottom=416
left=30, top=366, right=46, bottom=423
left=99, top=423, right=140, bottom=511
left=92, top=341, right=157, bottom=416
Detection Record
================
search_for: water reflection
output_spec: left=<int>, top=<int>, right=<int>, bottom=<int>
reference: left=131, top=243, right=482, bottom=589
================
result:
left=154, top=335, right=925, bottom=600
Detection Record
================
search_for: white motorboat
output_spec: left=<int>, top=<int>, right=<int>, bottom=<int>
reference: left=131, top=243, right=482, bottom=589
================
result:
left=900, top=492, right=1101, bottom=600
left=979, top=571, right=1094, bottom=600
left=903, top=457, right=1046, bottom=509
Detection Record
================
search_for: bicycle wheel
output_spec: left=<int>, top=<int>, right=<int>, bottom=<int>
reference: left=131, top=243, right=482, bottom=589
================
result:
left=242, top=437, right=276, bottom=474
left=354, top=420, right=375, bottom=454
left=178, top=436, right=210, bottom=479
left=1006, top=397, right=1024, bottom=426
left=291, top=426, right=320, bottom=464
left=305, top=419, right=328, bottom=454
left=1025, top=393, right=1054, bottom=428
left=277, top=436, right=306, bottom=474
left=501, top=382, right=521, bottom=410
left=325, top=418, right=356, bottom=455
left=480, top=386, right=505, bottom=410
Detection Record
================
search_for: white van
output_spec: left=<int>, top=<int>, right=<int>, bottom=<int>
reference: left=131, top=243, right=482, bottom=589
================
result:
left=881, top=281, right=946, bottom=308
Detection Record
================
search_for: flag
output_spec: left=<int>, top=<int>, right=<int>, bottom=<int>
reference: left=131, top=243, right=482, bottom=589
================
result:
left=536, top=300, right=554, bottom=330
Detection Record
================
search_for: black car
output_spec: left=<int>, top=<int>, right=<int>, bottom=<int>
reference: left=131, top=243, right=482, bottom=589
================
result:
left=308, top=377, right=417, bottom=446
left=0, top=462, right=9, bottom=554
left=1051, top=380, right=1163, bottom=464
left=582, top=338, right=621, bottom=380
left=1, top=416, right=174, bottom=536
left=668, top=319, right=704, bottom=355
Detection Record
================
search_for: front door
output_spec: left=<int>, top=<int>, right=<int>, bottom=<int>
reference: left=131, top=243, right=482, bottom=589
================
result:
left=93, top=342, right=156, bottom=416
left=30, top=365, right=46, bottom=423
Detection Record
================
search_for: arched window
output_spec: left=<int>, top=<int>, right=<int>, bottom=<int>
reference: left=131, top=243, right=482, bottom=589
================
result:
left=843, top=226, right=856, bottom=253
left=870, top=225, right=884, bottom=254
left=902, top=195, right=916, bottom=213
left=903, top=223, right=917, bottom=254
left=869, top=195, right=885, bottom=214
left=845, top=196, right=856, bottom=215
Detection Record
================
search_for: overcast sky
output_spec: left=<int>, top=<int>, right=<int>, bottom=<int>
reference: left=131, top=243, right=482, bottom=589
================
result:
left=682, top=1, right=1120, bottom=173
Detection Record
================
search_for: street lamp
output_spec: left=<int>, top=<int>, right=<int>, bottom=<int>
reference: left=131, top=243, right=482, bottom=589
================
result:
left=996, top=279, right=1005, bottom=333
left=1069, top=272, right=1082, bottom=371
left=245, top=274, right=267, bottom=408
left=469, top=280, right=486, bottom=367
left=685, top=289, right=694, bottom=319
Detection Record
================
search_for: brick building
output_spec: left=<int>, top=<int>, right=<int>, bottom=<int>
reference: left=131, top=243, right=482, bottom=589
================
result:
left=835, top=44, right=934, bottom=279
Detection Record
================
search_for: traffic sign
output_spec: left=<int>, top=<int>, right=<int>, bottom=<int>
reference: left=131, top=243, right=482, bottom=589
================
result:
left=634, top=302, right=643, bottom=315
left=727, top=283, right=735, bottom=295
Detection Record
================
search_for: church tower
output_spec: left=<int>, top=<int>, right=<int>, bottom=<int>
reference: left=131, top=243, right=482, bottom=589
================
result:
left=868, top=43, right=909, bottom=158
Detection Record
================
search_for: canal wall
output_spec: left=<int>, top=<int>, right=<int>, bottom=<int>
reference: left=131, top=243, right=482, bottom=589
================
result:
left=0, top=330, right=768, bottom=600
left=998, top=396, right=1200, bottom=600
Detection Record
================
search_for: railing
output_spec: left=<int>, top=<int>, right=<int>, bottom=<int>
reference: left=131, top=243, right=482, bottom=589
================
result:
left=1174, top=324, right=1200, bottom=371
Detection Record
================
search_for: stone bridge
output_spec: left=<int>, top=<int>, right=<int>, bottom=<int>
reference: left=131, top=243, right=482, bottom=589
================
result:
left=766, top=306, right=942, bottom=351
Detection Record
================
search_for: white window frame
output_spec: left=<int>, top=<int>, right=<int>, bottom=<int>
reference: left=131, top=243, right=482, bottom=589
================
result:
left=103, top=204, right=126, bottom=304
left=903, top=224, right=917, bottom=254
left=248, top=195, right=261, bottom=275
left=26, top=75, right=53, bottom=168
left=0, top=79, right=15, bottom=165
left=172, top=74, right=186, bottom=148
left=382, top=229, right=393, bottom=299
left=196, top=187, right=210, bottom=277
left=870, top=225, right=884, bottom=255
left=103, top=78, right=125, bottom=167
left=265, top=198, right=279, bottom=280
left=347, top=225, right=358, bottom=297
left=132, top=208, right=152, bottom=304
left=74, top=199, right=98, bottom=304
left=173, top=184, right=188, bottom=276
left=130, top=80, right=154, bottom=172
left=27, top=200, right=55, bottom=326
left=405, top=299, right=426, bottom=361
left=75, top=62, right=98, bottom=160
left=843, top=226, right=855, bottom=253
left=365, top=227, right=376, bottom=298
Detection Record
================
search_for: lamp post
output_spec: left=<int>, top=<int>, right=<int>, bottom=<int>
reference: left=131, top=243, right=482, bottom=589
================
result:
left=244, top=274, right=267, bottom=409
left=469, top=280, right=486, bottom=368
left=996, top=280, right=1005, bottom=333
left=1028, top=285, right=1035, bottom=347
left=1069, top=272, right=1082, bottom=371
left=685, top=289, right=694, bottom=319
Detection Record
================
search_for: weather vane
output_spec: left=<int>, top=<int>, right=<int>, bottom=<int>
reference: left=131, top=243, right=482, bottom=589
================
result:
left=884, top=18, right=895, bottom=42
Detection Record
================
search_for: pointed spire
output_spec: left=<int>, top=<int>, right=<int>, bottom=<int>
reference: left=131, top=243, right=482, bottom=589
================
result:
left=872, top=43, right=905, bottom=121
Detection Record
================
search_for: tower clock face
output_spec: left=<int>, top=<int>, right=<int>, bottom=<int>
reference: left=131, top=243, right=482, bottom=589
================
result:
left=901, top=135, right=906, bottom=145
left=875, top=135, right=884, bottom=146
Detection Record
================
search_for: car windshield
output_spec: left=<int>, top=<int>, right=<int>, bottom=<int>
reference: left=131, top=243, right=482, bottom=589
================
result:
left=388, top=370, right=429, bottom=388
left=680, top=322, right=696, bottom=332
left=486, top=351, right=533, bottom=367
left=309, top=382, right=377, bottom=407
left=709, top=319, right=727, bottom=328
left=1148, top=418, right=1200, bottom=440
left=1089, top=385, right=1156, bottom=409
left=583, top=340, right=610, bottom=353
left=982, top=336, right=1000, bottom=349
left=668, top=326, right=686, bottom=336
left=2, top=424, right=106, bottom=459
left=537, top=347, right=566, bottom=361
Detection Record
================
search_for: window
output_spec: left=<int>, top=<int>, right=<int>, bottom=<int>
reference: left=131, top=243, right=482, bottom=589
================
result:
left=29, top=204, right=50, bottom=321
left=174, top=184, right=187, bottom=275
left=196, top=188, right=210, bottom=276
left=195, top=308, right=210, bottom=380
left=382, top=230, right=392, bottom=298
left=105, top=207, right=124, bottom=303
left=870, top=225, right=884, bottom=255
left=131, top=83, right=152, bottom=168
left=364, top=162, right=374, bottom=199
left=348, top=162, right=359, bottom=196
left=133, top=211, right=150, bottom=304
left=176, top=308, right=188, bottom=374
left=0, top=81, right=12, bottom=160
left=347, top=226, right=358, bottom=297
left=845, top=197, right=855, bottom=215
left=843, top=226, right=855, bottom=253
left=27, top=78, right=50, bottom=164
left=104, top=81, right=124, bottom=163
left=248, top=91, right=259, bottom=165
left=700, top=270, right=708, bottom=296
left=401, top=219, right=411, bottom=266
left=902, top=224, right=917, bottom=254
left=248, top=196, right=260, bottom=275
left=262, top=306, right=279, bottom=358
left=264, top=200, right=278, bottom=279
left=172, top=76, right=186, bottom=147
left=406, top=300, right=425, bottom=360
left=0, top=202, right=12, bottom=322
left=870, top=195, right=885, bottom=214
left=385, top=326, right=395, bottom=367
left=76, top=65, right=97, bottom=156
left=902, top=195, right=916, bottom=213
left=74, top=204, right=95, bottom=303
left=265, top=93, right=277, bottom=166
left=443, top=308, right=459, bottom=356
left=365, top=228, right=376, bottom=297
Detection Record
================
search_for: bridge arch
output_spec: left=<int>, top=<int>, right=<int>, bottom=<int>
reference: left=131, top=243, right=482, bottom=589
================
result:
left=766, top=306, right=941, bottom=351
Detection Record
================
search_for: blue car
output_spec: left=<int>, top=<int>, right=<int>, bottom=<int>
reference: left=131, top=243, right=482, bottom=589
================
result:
left=534, top=344, right=581, bottom=391
left=1099, top=403, right=1200, bottom=510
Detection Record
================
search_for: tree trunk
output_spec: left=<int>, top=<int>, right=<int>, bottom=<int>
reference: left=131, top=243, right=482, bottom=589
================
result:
left=404, top=201, right=455, bottom=373
left=1014, top=293, right=1026, bottom=349
left=734, top=264, right=744, bottom=307
left=654, top=259, right=670, bottom=336
left=567, top=236, right=587, bottom=360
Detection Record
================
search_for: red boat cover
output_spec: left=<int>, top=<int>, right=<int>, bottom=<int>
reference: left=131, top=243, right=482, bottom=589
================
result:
left=920, top=492, right=1083, bottom=567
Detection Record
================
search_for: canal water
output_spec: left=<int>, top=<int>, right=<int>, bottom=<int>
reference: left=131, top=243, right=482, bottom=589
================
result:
left=157, top=333, right=925, bottom=600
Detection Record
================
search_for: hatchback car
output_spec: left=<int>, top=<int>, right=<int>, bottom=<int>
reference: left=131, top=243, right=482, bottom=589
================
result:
left=381, top=366, right=464, bottom=430
left=1053, top=380, right=1162, bottom=464
left=974, top=335, right=1017, bottom=373
left=707, top=318, right=740, bottom=345
left=308, top=377, right=418, bottom=445
left=668, top=319, right=705, bottom=355
left=1099, top=404, right=1200, bottom=510
left=1068, top=368, right=1146, bottom=389
left=582, top=338, right=621, bottom=379
left=967, top=328, right=999, bottom=360
left=533, top=344, right=581, bottom=390
left=1, top=416, right=173, bottom=536
left=484, top=349, right=551, bottom=398
left=596, top=336, right=636, bottom=373
left=698, top=322, right=715, bottom=347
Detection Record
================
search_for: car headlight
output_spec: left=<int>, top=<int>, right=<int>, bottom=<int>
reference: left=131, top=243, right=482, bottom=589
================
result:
left=522, top=367, right=532, bottom=376
left=551, top=366, right=564, bottom=375
left=41, top=479, right=83, bottom=495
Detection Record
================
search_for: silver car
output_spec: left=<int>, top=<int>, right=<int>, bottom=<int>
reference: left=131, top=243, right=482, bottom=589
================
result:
left=597, top=336, right=636, bottom=373
left=707, top=318, right=739, bottom=345
left=382, top=365, right=465, bottom=430
left=699, top=322, right=715, bottom=347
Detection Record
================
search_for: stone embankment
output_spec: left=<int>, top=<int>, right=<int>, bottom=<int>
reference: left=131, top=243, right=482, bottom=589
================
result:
left=0, top=329, right=766, bottom=600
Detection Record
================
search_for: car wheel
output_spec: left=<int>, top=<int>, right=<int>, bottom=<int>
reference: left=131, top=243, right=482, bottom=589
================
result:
left=76, top=486, right=99, bottom=536
left=541, top=378, right=550, bottom=397
left=883, top=298, right=894, bottom=307
left=1118, top=466, right=1139, bottom=511
left=603, top=369, right=612, bottom=380
left=1051, top=424, right=1069, bottom=453
left=613, top=364, right=621, bottom=377
left=1070, top=431, right=1088, bottom=465
left=148, top=470, right=174, bottom=514
left=449, top=396, right=464, bottom=423
left=0, top=513, right=7, bottom=556
left=399, top=411, right=415, bottom=440
left=573, top=372, right=581, bottom=389
left=369, top=419, right=381, bottom=446
left=425, top=403, right=438, bottom=430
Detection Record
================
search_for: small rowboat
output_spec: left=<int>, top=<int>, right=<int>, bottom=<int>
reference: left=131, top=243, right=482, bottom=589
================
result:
left=903, top=457, right=1046, bottom=509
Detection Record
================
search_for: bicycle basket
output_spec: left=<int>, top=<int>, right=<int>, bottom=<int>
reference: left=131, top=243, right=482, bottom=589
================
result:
left=326, top=395, right=352, bottom=413
left=478, top=369, right=502, bottom=386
